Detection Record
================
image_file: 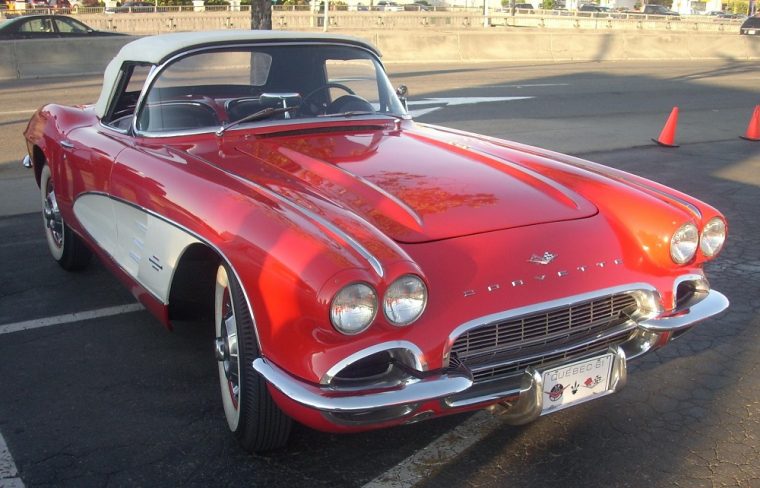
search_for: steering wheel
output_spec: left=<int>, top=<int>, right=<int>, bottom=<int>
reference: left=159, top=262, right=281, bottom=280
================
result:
left=301, top=83, right=356, bottom=116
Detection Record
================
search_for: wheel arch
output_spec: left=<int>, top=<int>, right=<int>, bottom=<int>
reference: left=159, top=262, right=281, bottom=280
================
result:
left=167, top=242, right=264, bottom=351
left=167, top=242, right=220, bottom=324
left=32, top=144, right=46, bottom=186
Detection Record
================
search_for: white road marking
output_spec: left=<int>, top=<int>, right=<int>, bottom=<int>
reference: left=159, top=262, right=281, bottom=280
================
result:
left=407, top=96, right=534, bottom=118
left=491, top=83, right=570, bottom=88
left=0, top=110, right=35, bottom=116
left=0, top=431, right=24, bottom=488
left=361, top=410, right=505, bottom=488
left=0, top=303, right=145, bottom=336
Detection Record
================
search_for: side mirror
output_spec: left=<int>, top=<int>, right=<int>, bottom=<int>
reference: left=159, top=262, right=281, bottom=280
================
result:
left=396, top=85, right=408, bottom=111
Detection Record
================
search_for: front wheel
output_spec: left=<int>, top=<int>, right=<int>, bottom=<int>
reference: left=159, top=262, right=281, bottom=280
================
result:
left=40, top=165, right=91, bottom=271
left=214, top=264, right=292, bottom=452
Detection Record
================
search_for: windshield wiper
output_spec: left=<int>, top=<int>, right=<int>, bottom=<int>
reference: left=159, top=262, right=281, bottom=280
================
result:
left=216, top=105, right=301, bottom=136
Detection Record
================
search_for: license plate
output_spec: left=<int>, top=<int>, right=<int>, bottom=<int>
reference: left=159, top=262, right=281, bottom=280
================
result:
left=541, top=353, right=614, bottom=415
left=748, top=29, right=757, bottom=35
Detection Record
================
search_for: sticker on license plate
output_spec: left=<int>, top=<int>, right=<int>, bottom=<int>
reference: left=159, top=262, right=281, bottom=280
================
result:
left=541, top=353, right=614, bottom=415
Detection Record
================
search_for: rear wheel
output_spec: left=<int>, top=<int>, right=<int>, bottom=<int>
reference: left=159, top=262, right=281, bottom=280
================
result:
left=214, top=264, right=292, bottom=452
left=40, top=165, right=91, bottom=271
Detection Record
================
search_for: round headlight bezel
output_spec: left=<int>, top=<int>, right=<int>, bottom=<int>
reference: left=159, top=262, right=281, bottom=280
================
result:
left=383, top=274, right=428, bottom=327
left=330, top=282, right=378, bottom=336
left=670, top=222, right=699, bottom=265
left=700, top=217, right=726, bottom=258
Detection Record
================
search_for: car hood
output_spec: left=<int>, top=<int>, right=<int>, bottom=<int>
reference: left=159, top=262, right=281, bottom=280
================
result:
left=196, top=125, right=595, bottom=244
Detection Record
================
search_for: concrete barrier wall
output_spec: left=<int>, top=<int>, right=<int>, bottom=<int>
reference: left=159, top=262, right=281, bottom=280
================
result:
left=1, top=30, right=758, bottom=81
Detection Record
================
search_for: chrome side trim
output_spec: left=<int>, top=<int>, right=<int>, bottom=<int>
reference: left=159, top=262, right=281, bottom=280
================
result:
left=253, top=357, right=472, bottom=413
left=60, top=140, right=74, bottom=149
left=22, top=154, right=32, bottom=169
left=444, top=283, right=661, bottom=367
left=71, top=192, right=265, bottom=350
left=639, top=289, right=729, bottom=332
left=74, top=193, right=201, bottom=304
left=320, top=340, right=427, bottom=385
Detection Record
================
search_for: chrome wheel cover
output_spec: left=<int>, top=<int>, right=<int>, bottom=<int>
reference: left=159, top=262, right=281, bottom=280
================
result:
left=41, top=167, right=64, bottom=260
left=215, top=266, right=241, bottom=431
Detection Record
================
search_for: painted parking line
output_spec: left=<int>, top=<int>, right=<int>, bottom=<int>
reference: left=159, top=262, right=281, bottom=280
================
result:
left=0, top=431, right=24, bottom=488
left=0, top=110, right=35, bottom=117
left=0, top=303, right=145, bottom=336
left=361, top=410, right=505, bottom=488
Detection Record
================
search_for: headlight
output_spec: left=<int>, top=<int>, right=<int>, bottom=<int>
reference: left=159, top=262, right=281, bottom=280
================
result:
left=330, top=283, right=377, bottom=335
left=383, top=275, right=427, bottom=326
left=700, top=217, right=726, bottom=257
left=670, top=222, right=699, bottom=264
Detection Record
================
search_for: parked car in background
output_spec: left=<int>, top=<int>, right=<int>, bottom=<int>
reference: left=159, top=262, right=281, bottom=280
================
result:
left=641, top=4, right=680, bottom=16
left=579, top=4, right=611, bottom=12
left=106, top=0, right=154, bottom=13
left=47, top=0, right=73, bottom=9
left=22, top=30, right=729, bottom=452
left=375, top=1, right=402, bottom=11
left=514, top=2, right=535, bottom=11
left=0, top=15, right=124, bottom=39
left=404, top=1, right=431, bottom=10
left=739, top=15, right=760, bottom=34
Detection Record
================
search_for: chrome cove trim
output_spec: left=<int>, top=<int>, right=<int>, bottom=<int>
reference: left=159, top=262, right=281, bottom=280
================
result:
left=444, top=283, right=661, bottom=368
left=320, top=340, right=427, bottom=385
left=74, top=193, right=201, bottom=304
left=253, top=357, right=472, bottom=414
left=22, top=154, right=32, bottom=169
left=130, top=41, right=400, bottom=140
left=71, top=192, right=265, bottom=350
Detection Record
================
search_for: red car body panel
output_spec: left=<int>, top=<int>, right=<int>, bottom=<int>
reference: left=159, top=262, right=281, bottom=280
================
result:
left=23, top=34, right=728, bottom=439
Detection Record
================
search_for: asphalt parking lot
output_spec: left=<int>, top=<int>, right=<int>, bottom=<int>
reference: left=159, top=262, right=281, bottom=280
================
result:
left=1, top=60, right=759, bottom=487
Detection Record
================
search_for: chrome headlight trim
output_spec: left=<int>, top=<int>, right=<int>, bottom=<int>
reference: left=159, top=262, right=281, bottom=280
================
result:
left=670, top=222, right=699, bottom=264
left=383, top=274, right=428, bottom=326
left=330, top=282, right=378, bottom=335
left=700, top=217, right=726, bottom=258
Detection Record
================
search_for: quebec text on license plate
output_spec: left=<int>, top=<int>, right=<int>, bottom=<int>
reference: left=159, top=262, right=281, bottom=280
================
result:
left=541, top=353, right=614, bottom=415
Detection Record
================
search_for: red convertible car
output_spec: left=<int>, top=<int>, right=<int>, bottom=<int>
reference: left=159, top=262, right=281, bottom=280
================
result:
left=23, top=31, right=728, bottom=452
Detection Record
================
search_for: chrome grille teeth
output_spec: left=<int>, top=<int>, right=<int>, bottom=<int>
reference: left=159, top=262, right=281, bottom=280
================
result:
left=451, top=294, right=639, bottom=383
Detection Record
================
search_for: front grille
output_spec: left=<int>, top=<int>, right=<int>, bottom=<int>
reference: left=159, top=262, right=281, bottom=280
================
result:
left=449, top=293, right=639, bottom=384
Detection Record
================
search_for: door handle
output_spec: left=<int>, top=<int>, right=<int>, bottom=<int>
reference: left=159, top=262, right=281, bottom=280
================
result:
left=60, top=140, right=74, bottom=149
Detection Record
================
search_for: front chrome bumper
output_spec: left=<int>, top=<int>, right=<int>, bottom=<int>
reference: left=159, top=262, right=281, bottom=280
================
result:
left=254, top=287, right=729, bottom=424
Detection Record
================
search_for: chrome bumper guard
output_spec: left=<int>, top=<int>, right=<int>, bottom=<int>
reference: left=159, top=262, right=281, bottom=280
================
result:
left=639, top=289, right=729, bottom=332
left=22, top=154, right=32, bottom=169
left=252, top=288, right=727, bottom=420
left=252, top=358, right=472, bottom=413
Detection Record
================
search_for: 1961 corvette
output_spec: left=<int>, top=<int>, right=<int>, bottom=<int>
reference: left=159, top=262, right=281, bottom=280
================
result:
left=23, top=31, right=729, bottom=452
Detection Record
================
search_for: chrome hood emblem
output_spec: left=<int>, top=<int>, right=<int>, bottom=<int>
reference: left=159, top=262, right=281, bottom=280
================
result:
left=528, top=251, right=558, bottom=265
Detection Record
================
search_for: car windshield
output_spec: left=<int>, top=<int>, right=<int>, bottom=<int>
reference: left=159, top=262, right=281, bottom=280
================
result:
left=743, top=16, right=760, bottom=27
left=135, top=44, right=407, bottom=135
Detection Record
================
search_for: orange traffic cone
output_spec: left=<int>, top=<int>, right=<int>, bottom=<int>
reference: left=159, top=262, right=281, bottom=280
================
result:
left=652, top=107, right=680, bottom=147
left=740, top=105, right=760, bottom=141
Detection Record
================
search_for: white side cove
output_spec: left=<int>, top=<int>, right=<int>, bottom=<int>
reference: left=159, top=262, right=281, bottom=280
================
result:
left=74, top=194, right=200, bottom=304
